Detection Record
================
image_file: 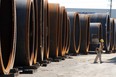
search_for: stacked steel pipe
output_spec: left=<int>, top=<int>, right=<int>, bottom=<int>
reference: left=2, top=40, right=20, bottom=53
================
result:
left=114, top=19, right=116, bottom=51
left=79, top=14, right=90, bottom=54
left=0, top=0, right=17, bottom=74
left=65, top=17, right=71, bottom=54
left=1, top=0, right=116, bottom=75
left=58, top=6, right=66, bottom=56
left=58, top=6, right=70, bottom=57
left=63, top=10, right=69, bottom=56
left=34, top=0, right=44, bottom=62
left=67, top=12, right=81, bottom=54
left=43, top=0, right=50, bottom=60
left=15, top=0, right=36, bottom=67
left=110, top=18, right=115, bottom=51
left=88, top=13, right=110, bottom=52
left=48, top=3, right=60, bottom=58
left=89, top=23, right=102, bottom=51
left=33, top=0, right=39, bottom=64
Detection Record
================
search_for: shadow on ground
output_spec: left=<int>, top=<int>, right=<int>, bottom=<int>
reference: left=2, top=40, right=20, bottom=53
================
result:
left=105, top=57, right=116, bottom=64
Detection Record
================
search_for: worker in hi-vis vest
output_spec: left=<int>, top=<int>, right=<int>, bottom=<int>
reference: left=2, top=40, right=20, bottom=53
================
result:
left=94, top=39, right=104, bottom=64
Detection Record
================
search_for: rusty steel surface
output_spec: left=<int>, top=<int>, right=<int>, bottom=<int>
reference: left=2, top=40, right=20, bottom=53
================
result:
left=67, top=12, right=81, bottom=54
left=79, top=14, right=90, bottom=54
left=62, top=8, right=67, bottom=56
left=89, top=23, right=102, bottom=51
left=43, top=0, right=49, bottom=60
left=33, top=0, right=44, bottom=63
left=33, top=0, right=44, bottom=62
left=64, top=11, right=68, bottom=55
left=88, top=13, right=110, bottom=52
left=65, top=17, right=71, bottom=54
left=15, top=0, right=35, bottom=67
left=33, top=0, right=39, bottom=64
left=114, top=19, right=116, bottom=51
left=48, top=3, right=59, bottom=58
left=58, top=6, right=63, bottom=56
left=58, top=6, right=67, bottom=56
left=64, top=11, right=69, bottom=55
left=110, top=18, right=115, bottom=51
left=0, top=0, right=16, bottom=74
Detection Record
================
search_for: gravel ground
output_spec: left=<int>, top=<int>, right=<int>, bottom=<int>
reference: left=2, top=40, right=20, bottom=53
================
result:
left=18, top=53, right=116, bottom=77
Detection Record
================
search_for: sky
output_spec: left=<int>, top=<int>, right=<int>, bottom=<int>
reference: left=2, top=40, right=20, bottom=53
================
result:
left=48, top=0, right=116, bottom=9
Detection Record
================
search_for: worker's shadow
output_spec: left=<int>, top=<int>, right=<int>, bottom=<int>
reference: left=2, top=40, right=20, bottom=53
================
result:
left=105, top=57, right=116, bottom=64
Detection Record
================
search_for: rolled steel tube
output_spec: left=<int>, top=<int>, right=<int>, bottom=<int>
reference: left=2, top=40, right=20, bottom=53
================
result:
left=34, top=0, right=44, bottom=63
left=15, top=0, right=35, bottom=66
left=58, top=6, right=64, bottom=56
left=58, top=6, right=67, bottom=56
left=114, top=19, right=116, bottom=51
left=65, top=17, right=71, bottom=54
left=79, top=14, right=90, bottom=54
left=67, top=12, right=81, bottom=54
left=89, top=23, right=102, bottom=51
left=33, top=0, right=44, bottom=62
left=48, top=3, right=59, bottom=58
left=43, top=0, right=49, bottom=60
left=64, top=12, right=70, bottom=55
left=33, top=0, right=39, bottom=64
left=110, top=18, right=115, bottom=51
left=88, top=13, right=110, bottom=52
left=0, top=0, right=16, bottom=74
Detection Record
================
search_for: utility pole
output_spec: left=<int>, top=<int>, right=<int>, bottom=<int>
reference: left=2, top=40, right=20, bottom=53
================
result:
left=109, top=0, right=112, bottom=17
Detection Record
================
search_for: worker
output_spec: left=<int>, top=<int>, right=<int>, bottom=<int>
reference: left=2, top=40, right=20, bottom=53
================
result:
left=94, top=39, right=104, bottom=64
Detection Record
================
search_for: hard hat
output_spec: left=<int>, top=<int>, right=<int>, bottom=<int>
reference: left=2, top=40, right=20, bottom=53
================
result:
left=100, top=39, right=104, bottom=43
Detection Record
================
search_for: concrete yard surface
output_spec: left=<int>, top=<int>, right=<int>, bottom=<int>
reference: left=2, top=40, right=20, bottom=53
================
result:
left=19, top=53, right=116, bottom=77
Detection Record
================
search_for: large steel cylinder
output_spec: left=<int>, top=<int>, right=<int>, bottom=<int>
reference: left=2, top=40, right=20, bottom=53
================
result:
left=110, top=18, right=115, bottom=51
left=33, top=0, right=44, bottom=62
left=64, top=12, right=71, bottom=55
left=88, top=13, right=110, bottom=52
left=58, top=6, right=66, bottom=56
left=114, top=19, right=116, bottom=51
left=65, top=17, right=71, bottom=54
left=59, top=6, right=69, bottom=56
left=33, top=0, right=39, bottom=64
left=43, top=0, right=49, bottom=60
left=48, top=3, right=59, bottom=58
left=79, top=14, right=90, bottom=54
left=64, top=12, right=68, bottom=55
left=67, top=12, right=81, bottom=54
left=15, top=0, right=35, bottom=66
left=0, top=0, right=16, bottom=74
left=89, top=23, right=102, bottom=51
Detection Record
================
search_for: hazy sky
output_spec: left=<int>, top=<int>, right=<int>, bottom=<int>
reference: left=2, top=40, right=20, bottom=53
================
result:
left=48, top=0, right=116, bottom=9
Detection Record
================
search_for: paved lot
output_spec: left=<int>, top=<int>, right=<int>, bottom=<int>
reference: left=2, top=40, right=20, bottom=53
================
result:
left=19, top=53, right=116, bottom=77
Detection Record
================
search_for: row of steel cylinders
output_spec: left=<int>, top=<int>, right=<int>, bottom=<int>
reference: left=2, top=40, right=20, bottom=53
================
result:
left=0, top=0, right=70, bottom=74
left=0, top=0, right=116, bottom=75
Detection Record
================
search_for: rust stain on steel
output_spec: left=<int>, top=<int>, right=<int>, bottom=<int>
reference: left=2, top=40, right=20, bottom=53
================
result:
left=48, top=3, right=59, bottom=58
left=79, top=14, right=90, bottom=54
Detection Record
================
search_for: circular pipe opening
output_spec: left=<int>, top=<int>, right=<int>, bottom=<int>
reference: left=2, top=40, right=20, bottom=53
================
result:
left=66, top=17, right=71, bottom=54
left=43, top=0, right=49, bottom=59
left=89, top=23, right=102, bottom=51
left=29, top=1, right=35, bottom=65
left=74, top=13, right=81, bottom=53
left=0, top=0, right=16, bottom=74
left=110, top=18, right=115, bottom=51
left=86, top=16, right=90, bottom=52
left=88, top=13, right=110, bottom=52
